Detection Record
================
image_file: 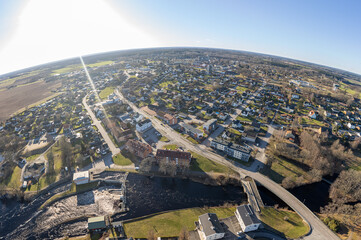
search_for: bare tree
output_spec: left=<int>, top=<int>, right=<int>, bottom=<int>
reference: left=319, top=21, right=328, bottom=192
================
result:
left=179, top=227, right=189, bottom=240
left=147, top=229, right=157, bottom=240
left=46, top=151, right=54, bottom=174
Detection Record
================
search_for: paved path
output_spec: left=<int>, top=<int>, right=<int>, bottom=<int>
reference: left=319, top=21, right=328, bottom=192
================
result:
left=82, top=96, right=120, bottom=156
left=115, top=85, right=339, bottom=240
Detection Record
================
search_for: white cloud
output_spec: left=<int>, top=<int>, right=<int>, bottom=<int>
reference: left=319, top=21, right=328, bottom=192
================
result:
left=0, top=0, right=159, bottom=75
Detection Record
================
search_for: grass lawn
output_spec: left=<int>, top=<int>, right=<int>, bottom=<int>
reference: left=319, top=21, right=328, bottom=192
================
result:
left=159, top=136, right=169, bottom=142
left=113, top=153, right=133, bottom=166
left=299, top=117, right=326, bottom=127
left=124, top=206, right=236, bottom=238
left=163, top=144, right=178, bottom=150
left=26, top=153, right=41, bottom=162
left=190, top=152, right=233, bottom=174
left=261, top=156, right=309, bottom=183
left=260, top=207, right=309, bottom=239
left=186, top=136, right=198, bottom=144
left=52, top=64, right=82, bottom=75
left=228, top=128, right=242, bottom=136
left=2, top=166, right=22, bottom=188
left=87, top=60, right=114, bottom=68
left=236, top=115, right=254, bottom=123
left=28, top=173, right=56, bottom=192
left=236, top=86, right=248, bottom=93
left=99, top=87, right=115, bottom=100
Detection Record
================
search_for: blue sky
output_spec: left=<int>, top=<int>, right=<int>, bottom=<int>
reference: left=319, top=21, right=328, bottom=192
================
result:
left=0, top=0, right=360, bottom=75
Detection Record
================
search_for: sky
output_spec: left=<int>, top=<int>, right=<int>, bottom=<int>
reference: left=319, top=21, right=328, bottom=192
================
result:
left=0, top=0, right=360, bottom=75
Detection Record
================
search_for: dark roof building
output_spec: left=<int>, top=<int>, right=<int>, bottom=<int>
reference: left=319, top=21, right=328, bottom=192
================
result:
left=88, top=216, right=107, bottom=231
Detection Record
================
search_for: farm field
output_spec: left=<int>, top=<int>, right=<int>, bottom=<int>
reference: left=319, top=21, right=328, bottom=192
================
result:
left=0, top=80, right=61, bottom=121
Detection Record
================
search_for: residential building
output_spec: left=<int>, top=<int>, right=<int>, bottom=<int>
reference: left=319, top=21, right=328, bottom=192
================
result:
left=125, top=139, right=152, bottom=158
left=136, top=119, right=152, bottom=132
left=197, top=213, right=225, bottom=240
left=235, top=204, right=261, bottom=232
left=251, top=121, right=261, bottom=132
left=155, top=149, right=191, bottom=165
left=242, top=130, right=258, bottom=143
left=164, top=113, right=177, bottom=125
left=203, top=119, right=217, bottom=133
left=179, top=122, right=203, bottom=139
left=211, top=138, right=251, bottom=162
left=73, top=171, right=89, bottom=185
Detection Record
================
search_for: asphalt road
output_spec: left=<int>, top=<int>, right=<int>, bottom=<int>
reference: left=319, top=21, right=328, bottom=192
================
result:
left=82, top=95, right=120, bottom=156
left=115, top=84, right=339, bottom=240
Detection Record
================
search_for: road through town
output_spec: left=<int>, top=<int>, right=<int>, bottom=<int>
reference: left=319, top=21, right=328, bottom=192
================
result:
left=115, top=86, right=339, bottom=240
left=82, top=95, right=120, bottom=156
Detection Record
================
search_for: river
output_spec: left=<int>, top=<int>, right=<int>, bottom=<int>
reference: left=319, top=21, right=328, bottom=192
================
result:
left=0, top=173, right=333, bottom=239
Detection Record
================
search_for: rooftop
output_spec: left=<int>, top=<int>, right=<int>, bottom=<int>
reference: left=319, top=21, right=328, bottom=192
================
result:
left=236, top=204, right=261, bottom=226
left=199, top=213, right=224, bottom=236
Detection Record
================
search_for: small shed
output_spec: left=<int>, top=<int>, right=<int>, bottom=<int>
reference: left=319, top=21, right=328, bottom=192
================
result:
left=88, top=216, right=107, bottom=231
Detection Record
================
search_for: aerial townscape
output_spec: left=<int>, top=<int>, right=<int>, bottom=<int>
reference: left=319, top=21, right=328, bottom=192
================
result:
left=0, top=47, right=360, bottom=240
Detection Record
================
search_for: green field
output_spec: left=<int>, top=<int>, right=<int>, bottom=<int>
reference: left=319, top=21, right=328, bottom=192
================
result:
left=113, top=153, right=133, bottom=166
left=99, top=87, right=115, bottom=100
left=163, top=144, right=178, bottom=150
left=159, top=136, right=169, bottom=142
left=52, top=61, right=114, bottom=75
left=190, top=152, right=233, bottom=174
left=236, top=86, right=248, bottom=93
left=261, top=156, right=309, bottom=184
left=123, top=206, right=236, bottom=238
left=260, top=207, right=309, bottom=239
left=300, top=117, right=326, bottom=127
left=52, top=64, right=82, bottom=75
left=2, top=166, right=22, bottom=188
left=87, top=60, right=114, bottom=68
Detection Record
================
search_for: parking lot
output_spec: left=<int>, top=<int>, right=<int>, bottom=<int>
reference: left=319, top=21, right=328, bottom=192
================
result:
left=142, top=127, right=161, bottom=147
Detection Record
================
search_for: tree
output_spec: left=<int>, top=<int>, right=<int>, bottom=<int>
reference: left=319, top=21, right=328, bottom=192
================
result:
left=140, top=157, right=155, bottom=173
left=330, top=170, right=361, bottom=203
left=147, top=230, right=157, bottom=240
left=179, top=227, right=189, bottom=240
left=59, top=137, right=73, bottom=170
left=46, top=151, right=54, bottom=174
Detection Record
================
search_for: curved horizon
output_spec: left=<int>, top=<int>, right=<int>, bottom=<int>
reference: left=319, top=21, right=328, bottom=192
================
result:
left=0, top=46, right=360, bottom=78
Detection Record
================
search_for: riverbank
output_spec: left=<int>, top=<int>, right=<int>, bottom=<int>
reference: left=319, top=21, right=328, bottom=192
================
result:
left=123, top=206, right=237, bottom=238
left=122, top=205, right=309, bottom=239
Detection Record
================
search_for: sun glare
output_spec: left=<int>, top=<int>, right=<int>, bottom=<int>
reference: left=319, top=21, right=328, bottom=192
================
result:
left=0, top=0, right=158, bottom=74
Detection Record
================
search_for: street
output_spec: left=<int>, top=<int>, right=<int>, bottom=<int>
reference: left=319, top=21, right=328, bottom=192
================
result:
left=115, top=79, right=340, bottom=240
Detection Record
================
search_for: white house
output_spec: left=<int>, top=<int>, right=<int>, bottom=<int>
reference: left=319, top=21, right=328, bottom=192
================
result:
left=235, top=204, right=261, bottom=233
left=197, top=213, right=225, bottom=240
left=136, top=119, right=152, bottom=132
left=291, top=94, right=300, bottom=100
left=347, top=122, right=355, bottom=129
left=73, top=171, right=90, bottom=185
